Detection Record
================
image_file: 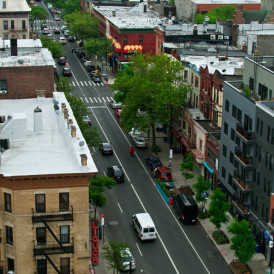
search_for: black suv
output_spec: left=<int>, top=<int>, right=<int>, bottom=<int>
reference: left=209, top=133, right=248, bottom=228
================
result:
left=107, top=166, right=124, bottom=183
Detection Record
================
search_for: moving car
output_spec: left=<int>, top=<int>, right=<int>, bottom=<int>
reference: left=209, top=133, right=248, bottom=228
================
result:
left=152, top=166, right=172, bottom=181
left=92, top=75, right=102, bottom=83
left=110, top=100, right=122, bottom=109
left=54, top=28, right=61, bottom=34
left=58, top=57, right=67, bottom=65
left=68, top=36, right=75, bottom=42
left=62, top=67, right=72, bottom=77
left=42, top=28, right=50, bottom=35
left=107, top=166, right=124, bottom=183
left=58, top=37, right=67, bottom=45
left=114, top=109, right=122, bottom=120
left=128, top=128, right=141, bottom=138
left=61, top=26, right=67, bottom=32
left=54, top=16, right=61, bottom=21
left=82, top=116, right=91, bottom=126
left=41, top=24, right=48, bottom=30
left=132, top=136, right=147, bottom=148
left=145, top=156, right=162, bottom=170
left=64, top=30, right=70, bottom=37
left=116, top=248, right=136, bottom=272
left=99, top=143, right=113, bottom=155
left=132, top=213, right=157, bottom=240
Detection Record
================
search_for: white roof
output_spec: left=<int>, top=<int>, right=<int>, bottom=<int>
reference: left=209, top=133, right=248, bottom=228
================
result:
left=0, top=0, right=31, bottom=12
left=181, top=55, right=244, bottom=75
left=191, top=0, right=260, bottom=3
left=135, top=213, right=155, bottom=227
left=0, top=92, right=98, bottom=177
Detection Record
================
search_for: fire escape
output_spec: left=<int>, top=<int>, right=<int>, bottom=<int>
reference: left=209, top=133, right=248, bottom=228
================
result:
left=32, top=206, right=74, bottom=273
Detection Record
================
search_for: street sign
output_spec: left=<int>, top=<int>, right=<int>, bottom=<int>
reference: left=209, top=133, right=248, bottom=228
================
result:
left=169, top=149, right=173, bottom=159
left=101, top=214, right=104, bottom=226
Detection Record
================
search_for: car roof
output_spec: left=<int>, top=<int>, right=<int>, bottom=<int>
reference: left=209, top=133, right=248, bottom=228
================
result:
left=157, top=166, right=170, bottom=172
left=112, top=165, right=121, bottom=170
left=134, top=213, right=155, bottom=227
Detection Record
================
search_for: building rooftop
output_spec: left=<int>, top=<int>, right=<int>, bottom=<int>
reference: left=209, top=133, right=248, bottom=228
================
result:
left=195, top=120, right=221, bottom=133
left=190, top=0, right=260, bottom=4
left=0, top=0, right=31, bottom=12
left=94, top=3, right=162, bottom=29
left=0, top=92, right=98, bottom=177
left=181, top=55, right=244, bottom=75
left=0, top=39, right=55, bottom=68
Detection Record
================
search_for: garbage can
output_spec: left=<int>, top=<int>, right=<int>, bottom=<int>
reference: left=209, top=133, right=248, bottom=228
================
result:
left=255, top=243, right=262, bottom=253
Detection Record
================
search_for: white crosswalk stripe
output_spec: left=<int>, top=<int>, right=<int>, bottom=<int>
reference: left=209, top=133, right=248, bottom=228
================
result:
left=80, top=98, right=84, bottom=102
left=98, top=97, right=102, bottom=103
left=106, top=97, right=111, bottom=102
left=89, top=97, right=93, bottom=103
left=93, top=98, right=98, bottom=103
left=102, top=97, right=106, bottom=103
left=80, top=97, right=114, bottom=104
left=72, top=82, right=76, bottom=86
left=84, top=97, right=89, bottom=103
left=80, top=81, right=84, bottom=86
left=84, top=81, right=88, bottom=86
left=88, top=81, right=93, bottom=86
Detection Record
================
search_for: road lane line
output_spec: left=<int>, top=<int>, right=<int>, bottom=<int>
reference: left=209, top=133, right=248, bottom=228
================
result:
left=130, top=184, right=180, bottom=274
left=117, top=203, right=123, bottom=213
left=136, top=243, right=142, bottom=256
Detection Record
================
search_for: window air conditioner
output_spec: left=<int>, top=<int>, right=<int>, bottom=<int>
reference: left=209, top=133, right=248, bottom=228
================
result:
left=0, top=90, right=7, bottom=94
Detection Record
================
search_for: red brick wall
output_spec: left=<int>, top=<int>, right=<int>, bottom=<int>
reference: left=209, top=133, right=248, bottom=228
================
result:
left=0, top=66, right=54, bottom=99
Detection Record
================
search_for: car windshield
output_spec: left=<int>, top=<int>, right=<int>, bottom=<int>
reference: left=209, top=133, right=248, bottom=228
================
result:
left=114, top=169, right=122, bottom=176
left=103, top=144, right=111, bottom=149
left=152, top=159, right=160, bottom=164
left=136, top=137, right=145, bottom=142
left=162, top=172, right=171, bottom=176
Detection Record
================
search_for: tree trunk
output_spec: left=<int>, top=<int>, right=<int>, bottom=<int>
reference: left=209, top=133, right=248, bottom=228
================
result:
left=151, top=123, right=157, bottom=155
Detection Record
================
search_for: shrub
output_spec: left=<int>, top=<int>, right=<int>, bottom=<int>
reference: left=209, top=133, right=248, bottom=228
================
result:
left=156, top=179, right=170, bottom=197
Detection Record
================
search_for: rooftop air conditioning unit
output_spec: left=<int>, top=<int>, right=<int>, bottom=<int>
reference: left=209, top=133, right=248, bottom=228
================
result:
left=0, top=90, right=7, bottom=94
left=224, top=36, right=229, bottom=40
left=210, top=35, right=216, bottom=40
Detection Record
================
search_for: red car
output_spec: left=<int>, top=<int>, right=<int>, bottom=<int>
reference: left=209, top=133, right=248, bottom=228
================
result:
left=152, top=166, right=172, bottom=181
left=114, top=109, right=122, bottom=120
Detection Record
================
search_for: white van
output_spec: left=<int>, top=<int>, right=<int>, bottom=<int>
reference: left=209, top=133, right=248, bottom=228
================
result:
left=132, top=213, right=157, bottom=240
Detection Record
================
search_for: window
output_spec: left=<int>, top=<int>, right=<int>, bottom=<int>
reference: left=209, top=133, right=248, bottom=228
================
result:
left=11, top=20, right=14, bottom=30
left=0, top=79, right=7, bottom=91
left=249, top=77, right=254, bottom=91
left=229, top=151, right=234, bottom=164
left=256, top=118, right=260, bottom=133
left=59, top=193, right=69, bottom=211
left=251, top=193, right=254, bottom=207
left=36, top=227, right=46, bottom=245
left=3, top=20, right=8, bottom=30
left=60, top=225, right=69, bottom=243
left=237, top=109, right=242, bottom=122
left=262, top=203, right=264, bottom=217
left=267, top=126, right=271, bottom=142
left=268, top=181, right=271, bottom=197
left=191, top=73, right=194, bottom=84
left=6, top=226, right=13, bottom=245
left=139, top=35, right=143, bottom=44
left=123, top=36, right=127, bottom=45
left=260, top=120, right=264, bottom=136
left=236, top=136, right=240, bottom=146
left=22, top=20, right=26, bottom=30
left=258, top=146, right=261, bottom=161
left=257, top=171, right=260, bottom=186
left=37, top=259, right=47, bottom=274
left=270, top=155, right=273, bottom=171
left=195, top=76, right=199, bottom=88
left=207, top=148, right=216, bottom=165
left=7, top=258, right=14, bottom=272
left=222, top=167, right=226, bottom=179
left=253, top=168, right=256, bottom=182
left=199, top=139, right=203, bottom=150
left=231, top=128, right=235, bottom=141
left=223, top=145, right=227, bottom=157
left=224, top=123, right=228, bottom=135
left=263, top=177, right=266, bottom=193
left=255, top=143, right=258, bottom=158
left=232, top=105, right=237, bottom=118
left=266, top=207, right=269, bottom=219
left=184, top=70, right=188, bottom=81
left=35, top=194, right=45, bottom=213
left=60, top=258, right=70, bottom=274
left=4, top=193, right=11, bottom=212
left=255, top=196, right=258, bottom=210
left=22, top=34, right=26, bottom=39
left=228, top=173, right=232, bottom=186
left=265, top=152, right=269, bottom=167
left=4, top=34, right=8, bottom=40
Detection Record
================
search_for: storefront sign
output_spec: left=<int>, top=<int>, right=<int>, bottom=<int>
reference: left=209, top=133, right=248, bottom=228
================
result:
left=91, top=222, right=99, bottom=265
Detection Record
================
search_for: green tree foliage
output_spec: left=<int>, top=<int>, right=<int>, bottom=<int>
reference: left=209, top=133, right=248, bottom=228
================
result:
left=84, top=38, right=112, bottom=63
left=63, top=0, right=82, bottom=15
left=112, top=53, right=191, bottom=149
left=180, top=152, right=194, bottom=186
left=194, top=5, right=236, bottom=24
left=89, top=176, right=116, bottom=219
left=228, top=218, right=256, bottom=264
left=56, top=77, right=74, bottom=94
left=193, top=175, right=211, bottom=208
left=208, top=188, right=230, bottom=233
left=64, top=12, right=99, bottom=41
left=102, top=241, right=131, bottom=273
left=29, top=5, right=47, bottom=32
left=40, top=36, right=63, bottom=59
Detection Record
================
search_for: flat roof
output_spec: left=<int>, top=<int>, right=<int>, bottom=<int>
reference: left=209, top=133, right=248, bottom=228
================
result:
left=0, top=0, right=31, bottom=12
left=191, top=0, right=260, bottom=4
left=0, top=92, right=98, bottom=177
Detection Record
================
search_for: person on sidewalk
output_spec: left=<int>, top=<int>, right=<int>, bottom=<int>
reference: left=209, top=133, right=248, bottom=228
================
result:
left=71, top=47, right=74, bottom=53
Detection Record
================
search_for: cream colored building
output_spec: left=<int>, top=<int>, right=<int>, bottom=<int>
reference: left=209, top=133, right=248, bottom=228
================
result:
left=0, top=92, right=98, bottom=273
left=0, top=0, right=30, bottom=40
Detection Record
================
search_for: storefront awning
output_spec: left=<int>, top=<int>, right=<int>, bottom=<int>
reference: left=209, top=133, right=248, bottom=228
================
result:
left=123, top=45, right=143, bottom=53
left=190, top=148, right=205, bottom=164
left=203, top=161, right=214, bottom=174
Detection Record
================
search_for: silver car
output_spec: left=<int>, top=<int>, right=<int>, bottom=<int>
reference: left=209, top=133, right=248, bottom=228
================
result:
left=132, top=136, right=147, bottom=148
left=119, top=248, right=136, bottom=271
left=110, top=100, right=122, bottom=109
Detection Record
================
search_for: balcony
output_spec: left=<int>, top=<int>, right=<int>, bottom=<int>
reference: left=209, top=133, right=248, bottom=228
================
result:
left=236, top=124, right=254, bottom=144
left=34, top=241, right=74, bottom=256
left=232, top=200, right=249, bottom=218
left=233, top=171, right=251, bottom=192
left=32, top=206, right=73, bottom=223
left=234, top=147, right=253, bottom=169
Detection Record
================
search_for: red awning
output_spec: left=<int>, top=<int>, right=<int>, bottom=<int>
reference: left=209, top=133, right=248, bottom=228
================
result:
left=123, top=45, right=143, bottom=53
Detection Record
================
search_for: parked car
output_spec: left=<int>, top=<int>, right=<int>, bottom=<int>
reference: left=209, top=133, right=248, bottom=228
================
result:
left=145, top=157, right=162, bottom=170
left=86, top=63, right=95, bottom=72
left=42, top=28, right=50, bottom=35
left=54, top=16, right=61, bottom=21
left=47, top=4, right=53, bottom=9
left=115, top=248, right=136, bottom=271
left=152, top=166, right=172, bottom=181
left=64, top=30, right=70, bottom=37
left=81, top=56, right=89, bottom=63
left=128, top=128, right=141, bottom=138
left=41, top=24, right=48, bottom=30
left=132, top=136, right=147, bottom=148
left=77, top=51, right=86, bottom=59
left=54, top=28, right=61, bottom=34
left=99, top=143, right=113, bottom=155
left=107, top=166, right=124, bottom=183
left=208, top=47, right=217, bottom=53
left=58, top=37, right=67, bottom=45
left=92, top=75, right=102, bottom=83
left=82, top=116, right=91, bottom=126
left=68, top=36, right=75, bottom=42
left=58, top=57, right=67, bottom=65
left=114, top=109, right=122, bottom=120
left=110, top=100, right=122, bottom=109
left=62, top=67, right=72, bottom=77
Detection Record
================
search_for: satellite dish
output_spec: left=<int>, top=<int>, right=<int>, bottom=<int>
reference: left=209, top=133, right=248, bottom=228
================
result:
left=79, top=141, right=85, bottom=148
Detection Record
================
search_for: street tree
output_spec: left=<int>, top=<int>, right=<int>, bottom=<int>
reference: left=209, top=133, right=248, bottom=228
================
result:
left=64, top=12, right=99, bottom=42
left=56, top=77, right=74, bottom=94
left=89, top=176, right=116, bottom=220
left=192, top=175, right=211, bottom=214
left=112, top=53, right=191, bottom=150
left=228, top=218, right=256, bottom=265
left=63, top=0, right=82, bottom=15
left=180, top=152, right=194, bottom=186
left=40, top=36, right=64, bottom=59
left=195, top=5, right=236, bottom=24
left=208, top=188, right=230, bottom=239
left=102, top=241, right=131, bottom=273
left=29, top=6, right=47, bottom=33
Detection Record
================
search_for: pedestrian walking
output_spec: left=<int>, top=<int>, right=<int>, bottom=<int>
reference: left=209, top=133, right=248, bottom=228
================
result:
left=71, top=47, right=74, bottom=53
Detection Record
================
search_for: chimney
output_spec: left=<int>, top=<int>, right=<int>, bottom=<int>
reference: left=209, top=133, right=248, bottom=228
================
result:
left=71, top=125, right=76, bottom=137
left=80, top=154, right=88, bottom=166
left=64, top=108, right=68, bottom=119
left=193, top=24, right=198, bottom=36
left=67, top=119, right=73, bottom=127
left=144, top=3, right=147, bottom=12
left=10, top=38, right=18, bottom=56
left=61, top=103, right=66, bottom=113
left=112, top=10, right=116, bottom=17
left=36, top=89, right=45, bottom=98
left=34, top=107, right=43, bottom=133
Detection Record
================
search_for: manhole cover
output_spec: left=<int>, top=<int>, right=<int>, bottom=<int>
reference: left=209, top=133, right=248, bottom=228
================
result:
left=109, top=221, right=119, bottom=226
